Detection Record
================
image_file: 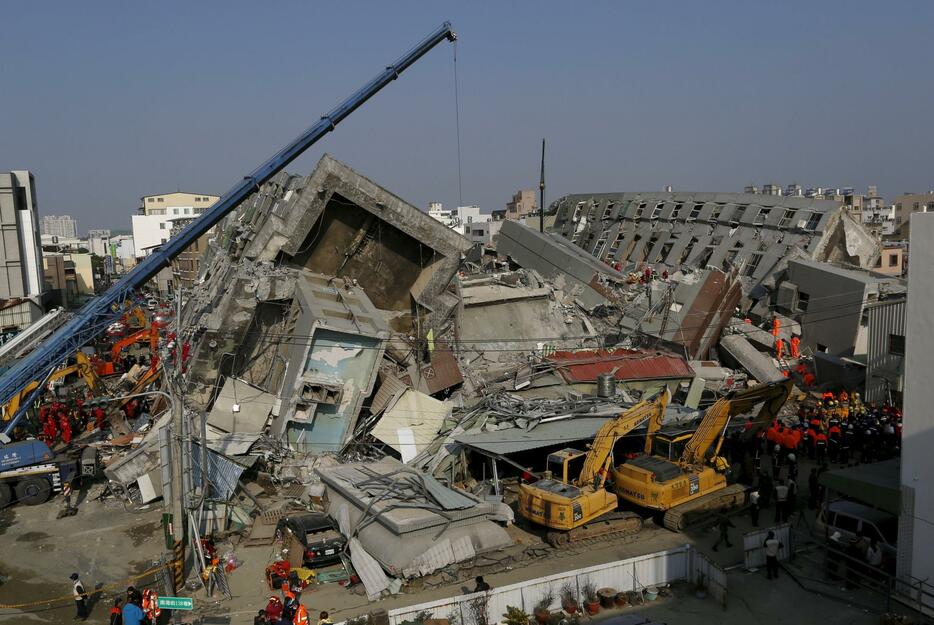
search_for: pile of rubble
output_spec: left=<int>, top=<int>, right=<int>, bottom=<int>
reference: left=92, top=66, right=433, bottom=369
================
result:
left=95, top=154, right=895, bottom=600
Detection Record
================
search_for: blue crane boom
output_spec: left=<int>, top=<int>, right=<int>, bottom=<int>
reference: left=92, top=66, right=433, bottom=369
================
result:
left=1, top=22, right=457, bottom=435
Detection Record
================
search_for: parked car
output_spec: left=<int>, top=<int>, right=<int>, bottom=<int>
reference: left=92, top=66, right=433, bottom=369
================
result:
left=146, top=298, right=159, bottom=311
left=814, top=500, right=898, bottom=568
left=275, top=512, right=346, bottom=568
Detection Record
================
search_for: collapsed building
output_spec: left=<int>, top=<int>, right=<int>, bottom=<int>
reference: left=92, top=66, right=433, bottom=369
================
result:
left=90, top=156, right=900, bottom=602
left=181, top=154, right=473, bottom=450
left=549, top=191, right=880, bottom=290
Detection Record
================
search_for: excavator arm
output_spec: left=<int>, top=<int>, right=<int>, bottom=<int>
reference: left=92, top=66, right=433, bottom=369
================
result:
left=110, top=325, right=159, bottom=361
left=578, top=388, right=670, bottom=488
left=679, top=379, right=793, bottom=468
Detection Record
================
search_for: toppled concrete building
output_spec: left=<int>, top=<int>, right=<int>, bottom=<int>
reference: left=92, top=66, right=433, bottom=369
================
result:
left=496, top=219, right=628, bottom=310
left=182, top=155, right=472, bottom=451
left=612, top=267, right=743, bottom=359
left=549, top=191, right=880, bottom=286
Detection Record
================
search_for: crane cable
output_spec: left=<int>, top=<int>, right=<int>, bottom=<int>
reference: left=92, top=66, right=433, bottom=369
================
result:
left=453, top=39, right=464, bottom=209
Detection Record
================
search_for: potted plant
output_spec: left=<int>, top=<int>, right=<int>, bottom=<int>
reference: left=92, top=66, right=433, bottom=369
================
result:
left=533, top=589, right=555, bottom=624
left=502, top=606, right=530, bottom=625
left=581, top=581, right=600, bottom=616
left=559, top=582, right=579, bottom=615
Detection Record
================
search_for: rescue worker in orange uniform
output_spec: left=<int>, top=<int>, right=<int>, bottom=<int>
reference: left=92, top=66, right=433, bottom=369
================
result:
left=294, top=602, right=311, bottom=625
left=141, top=589, right=161, bottom=623
left=790, top=335, right=801, bottom=359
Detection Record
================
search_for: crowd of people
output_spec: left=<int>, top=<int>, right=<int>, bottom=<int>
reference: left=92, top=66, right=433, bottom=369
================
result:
left=719, top=390, right=902, bottom=487
left=256, top=572, right=333, bottom=625
left=34, top=390, right=149, bottom=448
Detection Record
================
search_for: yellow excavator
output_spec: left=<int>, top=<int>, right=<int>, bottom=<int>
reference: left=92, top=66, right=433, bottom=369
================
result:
left=613, top=379, right=793, bottom=531
left=518, top=389, right=670, bottom=546
left=1, top=352, right=103, bottom=422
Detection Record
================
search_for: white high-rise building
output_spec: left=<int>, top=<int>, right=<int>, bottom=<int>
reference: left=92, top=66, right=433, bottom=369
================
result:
left=0, top=171, right=48, bottom=333
left=88, top=229, right=111, bottom=256
left=40, top=214, right=78, bottom=238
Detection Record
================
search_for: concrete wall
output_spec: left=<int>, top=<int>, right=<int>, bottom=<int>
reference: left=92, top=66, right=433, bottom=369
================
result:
left=785, top=261, right=870, bottom=357
left=900, top=212, right=934, bottom=595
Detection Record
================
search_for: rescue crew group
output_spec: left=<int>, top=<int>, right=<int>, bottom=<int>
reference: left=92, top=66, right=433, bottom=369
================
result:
left=257, top=572, right=331, bottom=625
left=764, top=390, right=901, bottom=466
left=35, top=392, right=147, bottom=447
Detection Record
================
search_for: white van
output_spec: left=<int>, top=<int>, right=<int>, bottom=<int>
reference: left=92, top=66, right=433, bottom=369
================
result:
left=814, top=500, right=898, bottom=565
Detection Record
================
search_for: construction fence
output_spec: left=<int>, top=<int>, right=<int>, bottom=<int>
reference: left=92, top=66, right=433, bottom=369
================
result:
left=387, top=544, right=727, bottom=625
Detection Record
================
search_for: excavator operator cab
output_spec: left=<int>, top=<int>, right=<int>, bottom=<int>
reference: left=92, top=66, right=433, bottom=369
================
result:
left=546, top=448, right=587, bottom=484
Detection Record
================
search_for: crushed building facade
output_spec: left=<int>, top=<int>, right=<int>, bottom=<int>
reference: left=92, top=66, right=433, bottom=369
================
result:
left=180, top=154, right=472, bottom=453
left=549, top=191, right=880, bottom=286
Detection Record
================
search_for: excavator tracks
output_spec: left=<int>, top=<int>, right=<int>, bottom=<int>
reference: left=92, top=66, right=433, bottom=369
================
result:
left=662, top=483, right=747, bottom=531
left=546, top=510, right=643, bottom=547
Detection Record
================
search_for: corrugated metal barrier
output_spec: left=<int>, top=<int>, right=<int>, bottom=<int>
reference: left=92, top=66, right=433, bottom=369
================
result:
left=743, top=523, right=793, bottom=570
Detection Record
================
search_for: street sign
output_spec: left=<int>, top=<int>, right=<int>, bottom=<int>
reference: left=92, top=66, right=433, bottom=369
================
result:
left=156, top=596, right=194, bottom=610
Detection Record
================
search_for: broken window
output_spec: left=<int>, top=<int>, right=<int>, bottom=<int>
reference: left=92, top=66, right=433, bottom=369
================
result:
left=679, top=237, right=699, bottom=265
left=779, top=208, right=796, bottom=228
left=659, top=242, right=674, bottom=263
left=602, top=202, right=615, bottom=220
left=641, top=234, right=660, bottom=262
left=651, top=202, right=665, bottom=219
left=572, top=203, right=583, bottom=222
left=671, top=203, right=683, bottom=219
left=634, top=202, right=647, bottom=219
left=608, top=231, right=625, bottom=257
left=696, top=245, right=715, bottom=268
left=888, top=254, right=898, bottom=267
left=889, top=334, right=905, bottom=356
left=689, top=203, right=704, bottom=219
left=743, top=253, right=763, bottom=277
left=805, top=212, right=822, bottom=230
left=594, top=237, right=607, bottom=258
left=722, top=241, right=743, bottom=272
left=756, top=207, right=772, bottom=223
left=798, top=291, right=810, bottom=312
left=710, top=204, right=724, bottom=221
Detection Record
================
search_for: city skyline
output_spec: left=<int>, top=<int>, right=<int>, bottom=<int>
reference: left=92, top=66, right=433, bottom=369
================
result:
left=2, top=2, right=934, bottom=232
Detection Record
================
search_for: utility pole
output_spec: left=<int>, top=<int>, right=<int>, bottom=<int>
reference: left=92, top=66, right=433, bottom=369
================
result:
left=539, top=138, right=546, bottom=233
left=167, top=287, right=187, bottom=594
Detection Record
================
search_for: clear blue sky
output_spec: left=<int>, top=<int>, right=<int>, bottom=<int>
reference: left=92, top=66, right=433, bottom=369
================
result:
left=3, top=2, right=933, bottom=233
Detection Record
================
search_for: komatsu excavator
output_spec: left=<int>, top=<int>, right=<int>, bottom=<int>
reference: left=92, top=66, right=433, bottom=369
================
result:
left=613, top=379, right=792, bottom=531
left=518, top=389, right=670, bottom=546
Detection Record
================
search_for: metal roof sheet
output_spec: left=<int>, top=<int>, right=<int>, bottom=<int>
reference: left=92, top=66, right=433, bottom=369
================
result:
left=190, top=442, right=252, bottom=501
left=547, top=348, right=694, bottom=383
left=455, top=417, right=611, bottom=455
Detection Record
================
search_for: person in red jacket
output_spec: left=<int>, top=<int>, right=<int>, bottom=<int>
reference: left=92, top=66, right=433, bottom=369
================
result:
left=93, top=406, right=107, bottom=430
left=265, top=595, right=284, bottom=623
